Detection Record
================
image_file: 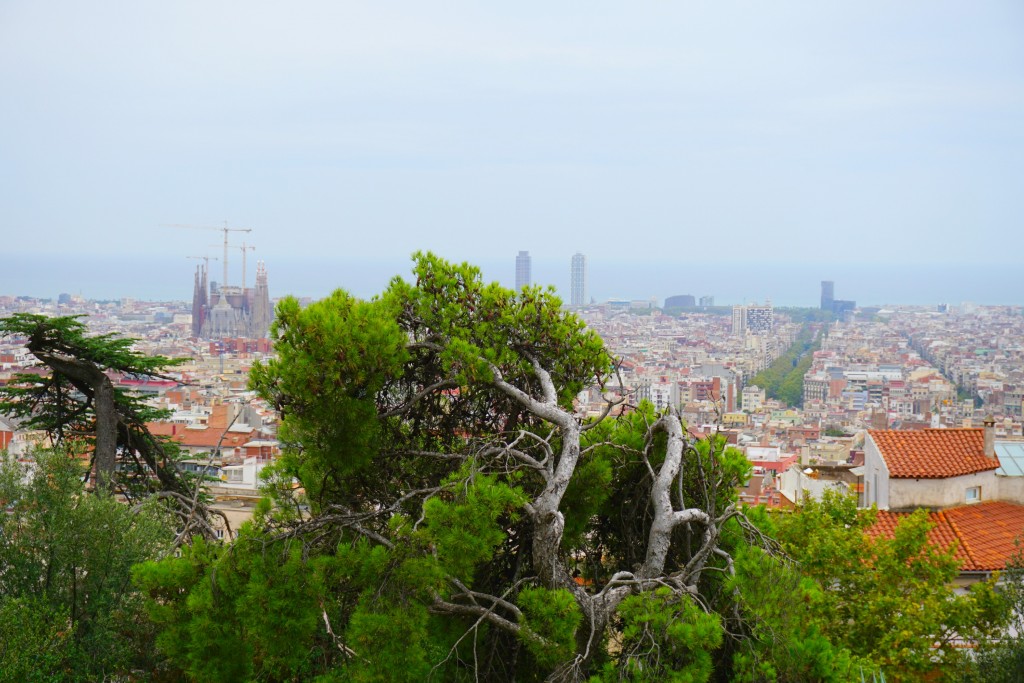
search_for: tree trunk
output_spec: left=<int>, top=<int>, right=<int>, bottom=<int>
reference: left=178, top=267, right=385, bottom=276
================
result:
left=92, top=376, right=118, bottom=492
left=31, top=351, right=119, bottom=492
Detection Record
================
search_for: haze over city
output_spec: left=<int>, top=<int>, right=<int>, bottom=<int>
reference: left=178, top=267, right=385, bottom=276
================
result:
left=3, top=2, right=1023, bottom=305
left=8, top=4, right=1024, bottom=680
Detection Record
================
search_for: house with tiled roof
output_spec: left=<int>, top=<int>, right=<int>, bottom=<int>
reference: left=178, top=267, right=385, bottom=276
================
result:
left=862, top=421, right=1004, bottom=511
left=869, top=501, right=1024, bottom=582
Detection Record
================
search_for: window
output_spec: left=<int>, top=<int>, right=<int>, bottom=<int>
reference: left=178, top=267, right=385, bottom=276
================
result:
left=966, top=486, right=981, bottom=503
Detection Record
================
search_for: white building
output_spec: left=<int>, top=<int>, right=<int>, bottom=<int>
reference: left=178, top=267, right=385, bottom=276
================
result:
left=862, top=423, right=1007, bottom=510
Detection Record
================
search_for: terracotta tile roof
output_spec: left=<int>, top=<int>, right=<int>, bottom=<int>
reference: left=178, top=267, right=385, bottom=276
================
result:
left=944, top=502, right=1024, bottom=572
left=868, top=429, right=998, bottom=478
left=147, top=422, right=258, bottom=450
left=868, top=501, right=1024, bottom=572
left=869, top=509, right=972, bottom=569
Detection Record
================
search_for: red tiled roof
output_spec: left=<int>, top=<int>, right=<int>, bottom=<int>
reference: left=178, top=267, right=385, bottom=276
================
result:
left=868, top=429, right=998, bottom=478
left=945, top=502, right=1024, bottom=572
left=147, top=422, right=258, bottom=450
left=868, top=501, right=1024, bottom=572
left=870, top=509, right=971, bottom=568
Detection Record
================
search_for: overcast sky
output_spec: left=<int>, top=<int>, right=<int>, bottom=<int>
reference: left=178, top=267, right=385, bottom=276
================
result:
left=2, top=2, right=1023, bottom=301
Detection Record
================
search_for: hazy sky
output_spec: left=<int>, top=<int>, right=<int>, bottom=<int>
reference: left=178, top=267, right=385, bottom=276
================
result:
left=2, top=2, right=1023, bottom=301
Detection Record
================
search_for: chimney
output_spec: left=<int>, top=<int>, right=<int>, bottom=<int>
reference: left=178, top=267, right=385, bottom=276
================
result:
left=983, top=415, right=996, bottom=459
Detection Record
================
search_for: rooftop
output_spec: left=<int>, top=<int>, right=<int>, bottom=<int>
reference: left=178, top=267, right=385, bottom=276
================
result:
left=871, top=501, right=1024, bottom=572
left=868, top=429, right=998, bottom=479
left=995, top=441, right=1024, bottom=477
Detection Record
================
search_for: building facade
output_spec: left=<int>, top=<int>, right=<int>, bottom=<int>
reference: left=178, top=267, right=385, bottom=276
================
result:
left=570, top=252, right=586, bottom=306
left=515, top=251, right=531, bottom=290
left=191, top=260, right=272, bottom=340
left=821, top=280, right=834, bottom=311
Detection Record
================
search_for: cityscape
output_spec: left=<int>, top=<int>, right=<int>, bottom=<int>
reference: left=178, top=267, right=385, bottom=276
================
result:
left=3, top=1, right=1024, bottom=681
left=3, top=244, right=1024, bottom=678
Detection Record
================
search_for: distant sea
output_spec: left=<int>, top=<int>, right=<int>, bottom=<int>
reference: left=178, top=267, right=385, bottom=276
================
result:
left=4, top=255, right=1021, bottom=308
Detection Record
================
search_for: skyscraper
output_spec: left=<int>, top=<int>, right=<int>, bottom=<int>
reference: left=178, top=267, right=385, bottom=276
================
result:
left=821, top=281, right=834, bottom=311
left=570, top=252, right=586, bottom=306
left=515, top=251, right=531, bottom=289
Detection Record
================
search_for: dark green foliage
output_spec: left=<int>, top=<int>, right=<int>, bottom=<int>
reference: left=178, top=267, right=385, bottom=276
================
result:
left=0, top=313, right=190, bottom=496
left=130, top=254, right=992, bottom=682
left=0, top=313, right=183, bottom=432
left=749, top=326, right=820, bottom=407
left=596, top=588, right=723, bottom=683
left=957, top=546, right=1024, bottom=683
left=578, top=408, right=749, bottom=584
left=773, top=307, right=835, bottom=324
left=775, top=491, right=1008, bottom=681
left=517, top=587, right=581, bottom=668
left=725, top=544, right=868, bottom=682
left=0, top=448, right=174, bottom=681
left=423, top=469, right=528, bottom=582
left=134, top=530, right=338, bottom=682
left=0, top=597, right=72, bottom=683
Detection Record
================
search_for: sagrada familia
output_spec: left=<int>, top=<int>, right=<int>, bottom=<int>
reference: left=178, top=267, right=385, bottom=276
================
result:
left=190, top=260, right=272, bottom=339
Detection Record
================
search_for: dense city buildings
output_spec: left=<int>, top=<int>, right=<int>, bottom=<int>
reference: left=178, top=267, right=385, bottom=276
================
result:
left=515, top=250, right=531, bottom=289
left=570, top=252, right=586, bottom=306
left=4, top=287, right=1024, bottom=578
left=731, top=302, right=773, bottom=336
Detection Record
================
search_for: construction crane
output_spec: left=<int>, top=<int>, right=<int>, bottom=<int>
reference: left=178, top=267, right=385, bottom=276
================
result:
left=185, top=255, right=218, bottom=274
left=208, top=242, right=255, bottom=290
left=237, top=242, right=256, bottom=291
left=161, top=222, right=252, bottom=289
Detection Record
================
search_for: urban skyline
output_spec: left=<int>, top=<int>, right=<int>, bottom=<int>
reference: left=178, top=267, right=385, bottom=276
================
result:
left=4, top=253, right=1022, bottom=310
left=3, top=3, right=1024, bottom=678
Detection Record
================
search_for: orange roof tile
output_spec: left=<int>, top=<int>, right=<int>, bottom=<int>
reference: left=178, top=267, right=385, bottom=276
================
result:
left=869, top=509, right=971, bottom=568
left=147, top=422, right=258, bottom=450
left=868, top=429, right=998, bottom=479
left=869, top=502, right=1024, bottom=572
left=945, top=502, right=1024, bottom=572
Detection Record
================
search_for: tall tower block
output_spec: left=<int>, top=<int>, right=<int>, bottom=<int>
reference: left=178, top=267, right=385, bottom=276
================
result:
left=515, top=251, right=531, bottom=289
left=821, top=280, right=834, bottom=311
left=570, top=252, right=587, bottom=306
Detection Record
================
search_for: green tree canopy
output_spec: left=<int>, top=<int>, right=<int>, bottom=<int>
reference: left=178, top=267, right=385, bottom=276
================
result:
left=775, top=490, right=1008, bottom=681
left=0, top=313, right=188, bottom=496
left=0, top=448, right=175, bottom=681
left=138, top=253, right=811, bottom=681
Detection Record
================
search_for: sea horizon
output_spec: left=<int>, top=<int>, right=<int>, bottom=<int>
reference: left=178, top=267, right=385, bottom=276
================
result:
left=3, top=254, right=1021, bottom=309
